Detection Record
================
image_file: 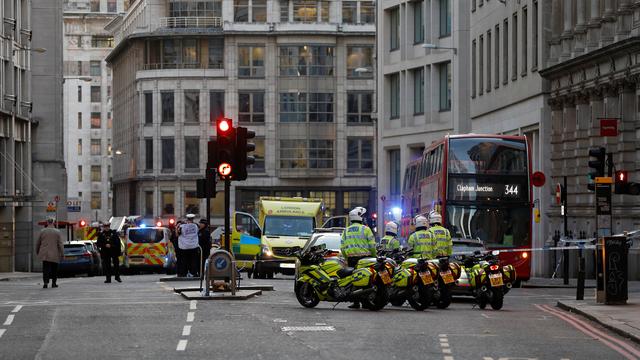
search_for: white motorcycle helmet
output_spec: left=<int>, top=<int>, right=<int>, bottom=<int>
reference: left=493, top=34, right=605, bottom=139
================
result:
left=384, top=222, right=398, bottom=236
left=414, top=215, right=428, bottom=228
left=429, top=211, right=442, bottom=225
left=349, top=206, right=367, bottom=222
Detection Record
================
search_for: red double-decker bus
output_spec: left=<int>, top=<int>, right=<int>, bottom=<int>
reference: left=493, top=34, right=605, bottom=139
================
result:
left=400, top=134, right=532, bottom=281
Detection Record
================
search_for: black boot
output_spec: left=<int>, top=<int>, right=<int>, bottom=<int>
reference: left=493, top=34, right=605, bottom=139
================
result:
left=115, top=277, right=121, bottom=283
left=52, top=282, right=58, bottom=288
left=348, top=302, right=361, bottom=309
left=104, top=278, right=111, bottom=283
left=43, top=283, right=48, bottom=289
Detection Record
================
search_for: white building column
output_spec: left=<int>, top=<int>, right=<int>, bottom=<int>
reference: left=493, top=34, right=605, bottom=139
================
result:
left=560, top=0, right=574, bottom=60
left=574, top=0, right=588, bottom=53
left=587, top=0, right=602, bottom=50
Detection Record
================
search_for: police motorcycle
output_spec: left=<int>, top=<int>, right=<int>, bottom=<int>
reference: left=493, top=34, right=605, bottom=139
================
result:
left=288, top=241, right=389, bottom=311
left=375, top=247, right=440, bottom=310
left=461, top=250, right=516, bottom=310
left=428, top=255, right=462, bottom=309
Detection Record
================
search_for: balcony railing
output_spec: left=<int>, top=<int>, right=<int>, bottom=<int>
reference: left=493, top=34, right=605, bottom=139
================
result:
left=157, top=17, right=222, bottom=29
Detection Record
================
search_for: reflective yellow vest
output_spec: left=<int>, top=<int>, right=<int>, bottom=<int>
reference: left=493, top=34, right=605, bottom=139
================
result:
left=341, top=223, right=376, bottom=258
left=428, top=225, right=452, bottom=257
left=408, top=229, right=434, bottom=259
left=381, top=235, right=401, bottom=250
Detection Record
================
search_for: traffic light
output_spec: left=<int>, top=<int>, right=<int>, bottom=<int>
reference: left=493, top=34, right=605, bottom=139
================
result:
left=235, top=126, right=256, bottom=181
left=587, top=147, right=606, bottom=191
left=614, top=170, right=640, bottom=195
left=79, top=219, right=87, bottom=227
left=216, top=117, right=236, bottom=180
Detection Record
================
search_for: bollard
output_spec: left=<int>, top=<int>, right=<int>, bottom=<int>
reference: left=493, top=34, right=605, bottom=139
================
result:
left=576, top=255, right=585, bottom=300
left=563, top=248, right=569, bottom=285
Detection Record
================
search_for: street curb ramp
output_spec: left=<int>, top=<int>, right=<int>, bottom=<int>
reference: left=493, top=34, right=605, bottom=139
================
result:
left=556, top=301, right=640, bottom=345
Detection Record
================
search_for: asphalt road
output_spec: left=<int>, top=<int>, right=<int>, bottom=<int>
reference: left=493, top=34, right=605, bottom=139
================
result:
left=0, top=274, right=638, bottom=360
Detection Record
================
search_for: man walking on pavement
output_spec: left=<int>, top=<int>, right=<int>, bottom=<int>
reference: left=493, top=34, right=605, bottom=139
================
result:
left=340, top=207, right=376, bottom=309
left=198, top=218, right=212, bottom=277
left=97, top=221, right=122, bottom=283
left=36, top=217, right=64, bottom=288
left=178, top=214, right=200, bottom=277
left=408, top=215, right=434, bottom=259
left=380, top=222, right=401, bottom=251
left=427, top=211, right=452, bottom=257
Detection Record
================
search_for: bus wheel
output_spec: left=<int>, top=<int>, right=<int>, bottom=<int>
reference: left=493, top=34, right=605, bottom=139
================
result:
left=267, top=272, right=274, bottom=279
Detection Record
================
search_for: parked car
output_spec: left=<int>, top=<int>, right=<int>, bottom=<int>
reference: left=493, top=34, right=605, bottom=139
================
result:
left=59, top=242, right=97, bottom=277
left=451, top=239, right=487, bottom=296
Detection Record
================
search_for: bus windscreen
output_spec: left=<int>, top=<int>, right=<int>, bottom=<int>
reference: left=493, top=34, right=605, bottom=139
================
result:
left=448, top=138, right=527, bottom=175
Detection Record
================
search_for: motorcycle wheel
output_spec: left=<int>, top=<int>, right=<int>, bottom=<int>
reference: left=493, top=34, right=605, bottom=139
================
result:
left=390, top=299, right=405, bottom=307
left=436, top=285, right=452, bottom=309
left=490, top=287, right=504, bottom=310
left=295, top=281, right=320, bottom=308
left=477, top=292, right=488, bottom=309
left=363, top=280, right=389, bottom=311
left=407, top=285, right=430, bottom=311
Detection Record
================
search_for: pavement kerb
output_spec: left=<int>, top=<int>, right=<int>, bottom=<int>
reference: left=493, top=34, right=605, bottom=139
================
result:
left=556, top=300, right=640, bottom=345
left=0, top=274, right=41, bottom=282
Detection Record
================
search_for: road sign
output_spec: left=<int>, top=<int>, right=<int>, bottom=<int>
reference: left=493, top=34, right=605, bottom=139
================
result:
left=532, top=171, right=546, bottom=187
left=599, top=118, right=618, bottom=137
left=555, top=183, right=562, bottom=205
left=66, top=198, right=81, bottom=212
left=54, top=195, right=60, bottom=202
left=46, top=202, right=56, bottom=212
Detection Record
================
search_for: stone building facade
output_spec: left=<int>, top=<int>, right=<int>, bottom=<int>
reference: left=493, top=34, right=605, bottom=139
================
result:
left=540, top=0, right=640, bottom=278
left=106, top=0, right=376, bottom=224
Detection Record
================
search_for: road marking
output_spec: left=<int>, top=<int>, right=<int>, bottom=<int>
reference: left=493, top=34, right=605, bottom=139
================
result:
left=3, top=315, right=14, bottom=326
left=439, top=334, right=454, bottom=360
left=481, top=313, right=491, bottom=319
left=11, top=305, right=22, bottom=313
left=182, top=325, right=191, bottom=336
left=273, top=318, right=287, bottom=323
left=441, top=343, right=450, bottom=348
left=0, top=329, right=5, bottom=338
left=536, top=304, right=640, bottom=360
left=176, top=339, right=188, bottom=351
left=281, top=326, right=335, bottom=332
left=189, top=300, right=197, bottom=310
left=442, top=349, right=452, bottom=354
left=186, top=312, right=195, bottom=322
left=444, top=356, right=454, bottom=360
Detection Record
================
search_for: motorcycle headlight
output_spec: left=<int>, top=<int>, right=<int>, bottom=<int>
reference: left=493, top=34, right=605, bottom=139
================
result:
left=261, top=245, right=273, bottom=257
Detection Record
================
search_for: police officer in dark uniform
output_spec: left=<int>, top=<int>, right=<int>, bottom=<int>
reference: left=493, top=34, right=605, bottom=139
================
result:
left=97, top=221, right=122, bottom=283
left=198, top=219, right=212, bottom=277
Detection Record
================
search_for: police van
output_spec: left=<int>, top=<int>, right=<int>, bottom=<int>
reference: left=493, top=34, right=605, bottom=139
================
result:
left=125, top=226, right=177, bottom=274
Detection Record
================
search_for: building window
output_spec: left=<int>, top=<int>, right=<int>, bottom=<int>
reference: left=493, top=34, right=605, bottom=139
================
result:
left=107, top=114, right=112, bottom=129
left=503, top=18, right=508, bottom=84
left=389, top=149, right=401, bottom=196
left=282, top=0, right=329, bottom=23
left=522, top=6, right=528, bottom=75
left=184, top=90, right=200, bottom=123
left=309, top=140, right=333, bottom=168
left=77, top=86, right=82, bottom=102
left=238, top=45, right=265, bottom=77
left=91, top=36, right=114, bottom=48
left=210, top=91, right=225, bottom=120
left=91, top=165, right=102, bottom=182
left=512, top=13, right=517, bottom=81
left=279, top=92, right=333, bottom=122
left=144, top=92, right=153, bottom=125
left=495, top=24, right=500, bottom=88
left=279, top=140, right=334, bottom=169
left=91, top=112, right=101, bottom=129
left=90, top=0, right=100, bottom=11
left=390, top=7, right=399, bottom=51
left=91, top=86, right=101, bottom=103
left=360, top=1, right=374, bottom=23
left=145, top=138, right=153, bottom=171
left=161, top=191, right=175, bottom=216
left=342, top=1, right=357, bottom=23
left=532, top=1, right=538, bottom=70
left=169, top=0, right=222, bottom=17
left=208, top=38, right=224, bottom=69
left=77, top=139, right=82, bottom=155
left=439, top=0, right=451, bottom=37
left=413, top=67, right=424, bottom=114
left=184, top=191, right=200, bottom=215
left=107, top=0, right=117, bottom=12
left=250, top=138, right=265, bottom=171
left=414, top=0, right=424, bottom=44
left=91, top=139, right=102, bottom=155
left=234, top=0, right=266, bottom=22
left=90, top=61, right=101, bottom=76
left=144, top=191, right=154, bottom=216
left=77, top=165, right=83, bottom=182
left=346, top=46, right=373, bottom=78
left=347, top=138, right=373, bottom=173
left=77, top=112, right=82, bottom=129
left=479, top=35, right=483, bottom=96
left=182, top=39, right=198, bottom=68
left=185, top=137, right=200, bottom=171
left=91, top=192, right=102, bottom=210
left=162, top=138, right=175, bottom=171
left=487, top=30, right=492, bottom=93
left=239, top=92, right=265, bottom=123
left=347, top=92, right=373, bottom=123
left=471, top=39, right=476, bottom=98
left=389, top=73, right=400, bottom=119
left=161, top=91, right=175, bottom=123
left=439, top=62, right=451, bottom=111
left=279, top=45, right=335, bottom=76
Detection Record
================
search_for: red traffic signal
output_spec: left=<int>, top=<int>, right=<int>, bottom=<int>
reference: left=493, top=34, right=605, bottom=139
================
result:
left=217, top=118, right=231, bottom=133
left=616, top=170, right=628, bottom=183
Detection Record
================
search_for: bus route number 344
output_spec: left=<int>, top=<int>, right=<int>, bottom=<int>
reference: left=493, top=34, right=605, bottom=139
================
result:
left=504, top=185, right=519, bottom=196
